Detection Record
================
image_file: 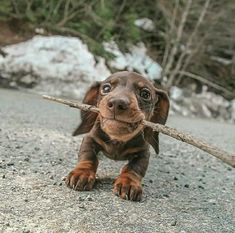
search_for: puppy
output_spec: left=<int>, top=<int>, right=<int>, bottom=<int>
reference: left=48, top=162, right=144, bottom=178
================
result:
left=66, top=71, right=169, bottom=201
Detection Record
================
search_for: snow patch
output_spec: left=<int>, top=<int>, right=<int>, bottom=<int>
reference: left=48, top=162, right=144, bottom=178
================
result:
left=103, top=41, right=162, bottom=80
left=0, top=35, right=111, bottom=99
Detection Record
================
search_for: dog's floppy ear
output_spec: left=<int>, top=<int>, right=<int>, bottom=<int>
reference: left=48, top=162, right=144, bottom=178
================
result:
left=144, top=89, right=170, bottom=154
left=73, top=82, right=101, bottom=136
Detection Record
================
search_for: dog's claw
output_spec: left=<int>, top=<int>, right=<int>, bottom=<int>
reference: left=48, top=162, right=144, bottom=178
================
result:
left=113, top=173, right=142, bottom=202
left=66, top=168, right=96, bottom=191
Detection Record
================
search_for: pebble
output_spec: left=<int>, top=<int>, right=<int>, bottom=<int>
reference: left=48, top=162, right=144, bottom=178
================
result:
left=87, top=196, right=93, bottom=201
left=171, top=219, right=177, bottom=226
left=23, top=230, right=30, bottom=233
left=163, top=194, right=169, bottom=198
left=7, top=162, right=14, bottom=166
left=78, top=205, right=86, bottom=209
left=0, top=165, right=6, bottom=169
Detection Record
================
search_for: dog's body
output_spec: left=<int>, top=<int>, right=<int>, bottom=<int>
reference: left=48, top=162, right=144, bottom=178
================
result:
left=66, top=71, right=169, bottom=201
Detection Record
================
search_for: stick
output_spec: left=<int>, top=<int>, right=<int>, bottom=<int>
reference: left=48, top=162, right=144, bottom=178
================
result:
left=162, top=0, right=179, bottom=68
left=177, top=71, right=234, bottom=98
left=43, top=95, right=99, bottom=113
left=162, top=0, right=192, bottom=80
left=143, top=121, right=235, bottom=168
left=43, top=95, right=235, bottom=168
left=166, top=0, right=211, bottom=87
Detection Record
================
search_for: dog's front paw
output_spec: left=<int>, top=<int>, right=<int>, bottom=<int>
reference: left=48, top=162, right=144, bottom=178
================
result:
left=65, top=163, right=96, bottom=191
left=66, top=168, right=96, bottom=191
left=113, top=172, right=142, bottom=201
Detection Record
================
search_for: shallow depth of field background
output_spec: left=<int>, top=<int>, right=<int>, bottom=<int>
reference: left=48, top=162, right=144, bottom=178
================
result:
left=0, top=0, right=235, bottom=120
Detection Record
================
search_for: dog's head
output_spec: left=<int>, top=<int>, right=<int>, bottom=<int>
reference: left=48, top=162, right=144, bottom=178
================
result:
left=73, top=71, right=169, bottom=152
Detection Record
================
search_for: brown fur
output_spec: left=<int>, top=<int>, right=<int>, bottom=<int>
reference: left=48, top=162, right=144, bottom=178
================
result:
left=66, top=71, right=170, bottom=201
left=113, top=169, right=142, bottom=201
left=66, top=160, right=98, bottom=191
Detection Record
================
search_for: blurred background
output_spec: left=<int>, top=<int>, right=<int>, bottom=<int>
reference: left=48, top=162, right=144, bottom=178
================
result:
left=0, top=0, right=234, bottom=122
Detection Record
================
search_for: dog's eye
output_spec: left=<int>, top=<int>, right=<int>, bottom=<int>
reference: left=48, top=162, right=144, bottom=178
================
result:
left=140, top=88, right=151, bottom=100
left=101, top=83, right=112, bottom=94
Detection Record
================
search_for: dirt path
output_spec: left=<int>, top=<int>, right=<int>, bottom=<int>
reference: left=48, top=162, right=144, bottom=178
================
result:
left=0, top=88, right=235, bottom=233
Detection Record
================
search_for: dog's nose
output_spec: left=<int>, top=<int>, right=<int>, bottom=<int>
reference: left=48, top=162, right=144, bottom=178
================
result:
left=107, top=98, right=129, bottom=113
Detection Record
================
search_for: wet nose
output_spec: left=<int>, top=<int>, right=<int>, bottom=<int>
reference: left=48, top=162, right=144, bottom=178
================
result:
left=107, top=98, right=130, bottom=113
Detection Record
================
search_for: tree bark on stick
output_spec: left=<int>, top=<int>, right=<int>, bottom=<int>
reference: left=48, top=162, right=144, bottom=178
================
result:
left=43, top=95, right=235, bottom=168
left=143, top=120, right=235, bottom=168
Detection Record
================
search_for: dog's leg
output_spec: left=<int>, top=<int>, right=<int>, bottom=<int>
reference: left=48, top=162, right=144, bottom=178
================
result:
left=66, top=136, right=99, bottom=191
left=113, top=151, right=150, bottom=201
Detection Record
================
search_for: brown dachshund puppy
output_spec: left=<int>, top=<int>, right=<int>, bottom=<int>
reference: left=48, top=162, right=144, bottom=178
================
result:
left=66, top=71, right=169, bottom=201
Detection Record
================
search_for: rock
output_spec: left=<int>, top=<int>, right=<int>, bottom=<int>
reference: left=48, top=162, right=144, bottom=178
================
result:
left=170, top=86, right=184, bottom=102
left=231, top=99, right=235, bottom=122
left=35, top=28, right=45, bottom=35
left=20, top=74, right=37, bottom=87
left=201, top=104, right=212, bottom=118
left=0, top=48, right=8, bottom=57
left=170, top=85, right=233, bottom=121
left=134, top=18, right=155, bottom=32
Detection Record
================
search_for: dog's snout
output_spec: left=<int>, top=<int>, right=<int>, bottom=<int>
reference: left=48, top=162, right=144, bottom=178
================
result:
left=107, top=98, right=130, bottom=113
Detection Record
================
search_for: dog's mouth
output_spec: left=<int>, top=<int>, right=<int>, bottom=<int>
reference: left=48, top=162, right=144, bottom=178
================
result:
left=101, top=117, right=142, bottom=131
left=99, top=115, right=144, bottom=141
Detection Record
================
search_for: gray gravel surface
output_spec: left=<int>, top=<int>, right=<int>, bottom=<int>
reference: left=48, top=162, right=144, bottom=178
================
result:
left=0, top=88, right=235, bottom=233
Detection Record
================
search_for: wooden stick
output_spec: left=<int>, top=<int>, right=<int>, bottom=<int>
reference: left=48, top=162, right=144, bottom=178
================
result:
left=143, top=121, right=235, bottom=168
left=43, top=95, right=235, bottom=168
left=43, top=95, right=99, bottom=113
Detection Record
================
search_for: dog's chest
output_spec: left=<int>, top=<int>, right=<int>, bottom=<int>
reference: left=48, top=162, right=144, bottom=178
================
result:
left=101, top=140, right=143, bottom=161
left=101, top=141, right=125, bottom=160
left=94, top=128, right=147, bottom=160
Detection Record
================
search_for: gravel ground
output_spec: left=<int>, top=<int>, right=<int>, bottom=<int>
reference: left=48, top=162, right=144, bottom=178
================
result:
left=0, top=88, right=235, bottom=233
